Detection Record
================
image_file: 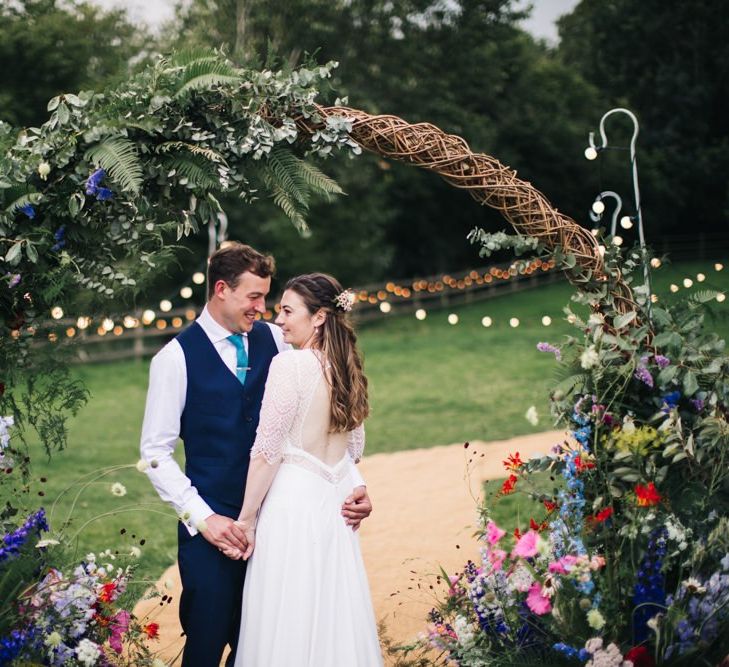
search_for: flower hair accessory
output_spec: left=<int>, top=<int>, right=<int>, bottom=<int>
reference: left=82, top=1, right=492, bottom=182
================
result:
left=333, top=288, right=356, bottom=312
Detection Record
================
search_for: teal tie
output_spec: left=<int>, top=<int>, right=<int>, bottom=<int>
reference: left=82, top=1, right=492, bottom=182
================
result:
left=227, top=334, right=249, bottom=386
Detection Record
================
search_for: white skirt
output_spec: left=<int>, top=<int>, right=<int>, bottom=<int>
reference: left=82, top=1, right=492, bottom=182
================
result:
left=235, top=458, right=383, bottom=666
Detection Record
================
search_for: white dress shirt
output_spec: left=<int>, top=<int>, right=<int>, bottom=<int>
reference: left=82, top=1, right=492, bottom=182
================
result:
left=140, top=306, right=365, bottom=535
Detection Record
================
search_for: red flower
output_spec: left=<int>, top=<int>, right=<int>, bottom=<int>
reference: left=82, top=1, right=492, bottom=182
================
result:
left=595, top=507, right=613, bottom=522
left=503, top=452, right=524, bottom=472
left=625, top=645, right=656, bottom=667
left=500, top=474, right=518, bottom=495
left=542, top=500, right=557, bottom=513
left=143, top=622, right=160, bottom=640
left=513, top=527, right=522, bottom=540
left=635, top=482, right=662, bottom=507
left=529, top=518, right=548, bottom=532
left=574, top=456, right=596, bottom=472
left=99, top=582, right=117, bottom=603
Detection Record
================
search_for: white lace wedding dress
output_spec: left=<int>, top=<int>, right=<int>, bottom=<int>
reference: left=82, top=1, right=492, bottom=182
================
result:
left=234, top=349, right=383, bottom=666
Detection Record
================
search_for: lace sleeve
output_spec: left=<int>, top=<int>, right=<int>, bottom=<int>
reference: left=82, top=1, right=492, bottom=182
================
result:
left=347, top=423, right=365, bottom=463
left=250, top=352, right=299, bottom=464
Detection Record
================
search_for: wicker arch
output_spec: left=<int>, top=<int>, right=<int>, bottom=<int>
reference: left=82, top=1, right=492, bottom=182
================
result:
left=295, top=106, right=635, bottom=315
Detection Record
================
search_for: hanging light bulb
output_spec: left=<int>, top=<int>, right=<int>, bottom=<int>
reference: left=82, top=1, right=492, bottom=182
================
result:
left=683, top=278, right=693, bottom=288
left=180, top=286, right=193, bottom=299
left=51, top=306, right=64, bottom=320
left=620, top=216, right=633, bottom=229
left=717, top=293, right=726, bottom=303
left=697, top=273, right=706, bottom=282
left=142, top=310, right=156, bottom=325
left=447, top=313, right=459, bottom=325
left=541, top=316, right=552, bottom=326
left=379, top=302, right=392, bottom=313
left=192, top=272, right=206, bottom=284
left=415, top=309, right=427, bottom=320
left=160, top=300, right=172, bottom=312
left=509, top=317, right=520, bottom=328
left=76, top=316, right=90, bottom=330
left=102, top=318, right=114, bottom=332
left=612, top=236, right=624, bottom=246
left=670, top=284, right=679, bottom=293
left=584, top=146, right=598, bottom=160
left=715, top=263, right=724, bottom=271
left=650, top=258, right=662, bottom=268
left=591, top=199, right=605, bottom=215
left=481, top=316, right=492, bottom=327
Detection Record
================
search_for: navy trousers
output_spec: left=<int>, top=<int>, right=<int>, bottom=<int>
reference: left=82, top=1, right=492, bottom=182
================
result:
left=178, top=525, right=247, bottom=667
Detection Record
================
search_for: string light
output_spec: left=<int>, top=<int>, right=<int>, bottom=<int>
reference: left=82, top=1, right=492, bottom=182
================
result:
left=160, top=300, right=172, bottom=312
left=620, top=216, right=633, bottom=229
left=102, top=318, right=114, bottom=332
left=718, top=294, right=726, bottom=303
left=156, top=319, right=167, bottom=330
left=651, top=294, right=659, bottom=303
left=66, top=327, right=76, bottom=338
left=697, top=273, right=706, bottom=282
left=48, top=332, right=58, bottom=343
left=77, top=316, right=90, bottom=330
left=509, top=317, right=520, bottom=328
left=448, top=313, right=459, bottom=325
left=113, top=326, right=123, bottom=336
left=142, top=310, right=156, bottom=325
left=683, top=278, right=693, bottom=288
left=415, top=309, right=427, bottom=320
left=541, top=316, right=552, bottom=326
left=172, top=317, right=183, bottom=328
left=123, top=316, right=138, bottom=329
left=379, top=302, right=392, bottom=313
left=670, top=284, right=679, bottom=293
left=481, top=316, right=492, bottom=327
left=192, top=272, right=206, bottom=284
left=584, top=146, right=598, bottom=160
left=612, top=236, right=623, bottom=246
left=97, top=326, right=106, bottom=336
left=715, top=263, right=724, bottom=271
left=180, top=287, right=193, bottom=299
left=51, top=307, right=64, bottom=320
left=591, top=199, right=606, bottom=215
left=185, top=309, right=196, bottom=321
left=650, top=258, right=662, bottom=268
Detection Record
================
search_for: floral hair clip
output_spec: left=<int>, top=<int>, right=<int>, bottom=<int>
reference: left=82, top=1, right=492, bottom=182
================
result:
left=333, top=288, right=356, bottom=312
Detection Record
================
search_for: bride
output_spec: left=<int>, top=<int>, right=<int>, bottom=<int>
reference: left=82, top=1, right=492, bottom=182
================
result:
left=226, top=272, right=383, bottom=666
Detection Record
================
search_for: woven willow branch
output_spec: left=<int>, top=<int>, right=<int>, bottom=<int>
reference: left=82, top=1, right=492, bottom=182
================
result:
left=295, top=105, right=635, bottom=315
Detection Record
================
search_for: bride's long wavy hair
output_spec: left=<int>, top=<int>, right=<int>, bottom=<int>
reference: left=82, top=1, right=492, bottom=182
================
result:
left=284, top=273, right=369, bottom=432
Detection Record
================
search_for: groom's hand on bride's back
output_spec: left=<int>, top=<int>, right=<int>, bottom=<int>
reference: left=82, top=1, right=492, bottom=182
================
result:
left=341, top=486, right=372, bottom=531
left=200, top=513, right=248, bottom=552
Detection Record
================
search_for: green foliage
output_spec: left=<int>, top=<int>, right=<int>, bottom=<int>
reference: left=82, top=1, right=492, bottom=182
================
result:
left=85, top=137, right=144, bottom=194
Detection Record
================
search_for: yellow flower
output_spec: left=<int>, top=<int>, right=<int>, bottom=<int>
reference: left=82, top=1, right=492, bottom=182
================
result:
left=45, top=631, right=62, bottom=648
left=110, top=482, right=127, bottom=497
left=587, top=608, right=606, bottom=630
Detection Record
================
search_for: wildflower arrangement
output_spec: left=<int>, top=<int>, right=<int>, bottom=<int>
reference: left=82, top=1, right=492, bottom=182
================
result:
left=414, top=240, right=729, bottom=665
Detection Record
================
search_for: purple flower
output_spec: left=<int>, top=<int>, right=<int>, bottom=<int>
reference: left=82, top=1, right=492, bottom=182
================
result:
left=8, top=273, right=21, bottom=288
left=537, top=342, right=561, bottom=361
left=19, top=204, right=35, bottom=219
left=690, top=398, right=705, bottom=412
left=95, top=187, right=113, bottom=201
left=635, top=365, right=654, bottom=388
left=654, top=354, right=670, bottom=368
left=0, top=509, right=48, bottom=563
left=51, top=225, right=66, bottom=252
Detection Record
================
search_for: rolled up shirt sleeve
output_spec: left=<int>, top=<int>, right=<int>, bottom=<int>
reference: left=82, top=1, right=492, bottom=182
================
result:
left=140, top=341, right=213, bottom=535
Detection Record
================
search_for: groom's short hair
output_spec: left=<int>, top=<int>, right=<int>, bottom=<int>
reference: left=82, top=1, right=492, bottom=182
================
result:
left=207, top=242, right=275, bottom=298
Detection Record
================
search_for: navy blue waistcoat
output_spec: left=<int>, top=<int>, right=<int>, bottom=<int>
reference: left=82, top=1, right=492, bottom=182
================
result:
left=177, top=320, right=278, bottom=518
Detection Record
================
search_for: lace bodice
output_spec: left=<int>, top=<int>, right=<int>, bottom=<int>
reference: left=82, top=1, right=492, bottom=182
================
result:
left=250, top=349, right=365, bottom=469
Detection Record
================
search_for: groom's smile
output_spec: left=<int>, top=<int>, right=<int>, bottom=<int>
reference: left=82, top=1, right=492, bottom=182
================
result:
left=210, top=270, right=272, bottom=334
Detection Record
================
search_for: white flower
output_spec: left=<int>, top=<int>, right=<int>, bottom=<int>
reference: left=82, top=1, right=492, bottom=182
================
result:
left=38, top=162, right=51, bottom=180
left=509, top=564, right=534, bottom=592
left=75, top=638, right=101, bottom=666
left=36, top=538, right=60, bottom=548
left=622, top=415, right=636, bottom=434
left=136, top=459, right=150, bottom=472
left=525, top=406, right=539, bottom=426
left=453, top=614, right=475, bottom=647
left=587, top=608, right=606, bottom=630
left=0, top=416, right=14, bottom=449
left=682, top=577, right=706, bottom=594
left=129, top=546, right=142, bottom=558
left=110, top=482, right=127, bottom=497
left=580, top=346, right=600, bottom=369
left=44, top=631, right=62, bottom=648
left=85, top=552, right=96, bottom=563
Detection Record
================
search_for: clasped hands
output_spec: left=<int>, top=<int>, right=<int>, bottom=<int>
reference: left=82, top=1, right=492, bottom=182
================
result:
left=200, top=486, right=373, bottom=561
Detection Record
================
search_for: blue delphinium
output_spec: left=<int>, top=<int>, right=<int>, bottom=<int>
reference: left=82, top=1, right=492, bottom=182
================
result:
left=662, top=390, right=681, bottom=411
left=632, top=526, right=668, bottom=643
left=19, top=203, right=35, bottom=219
left=85, top=168, right=113, bottom=201
left=51, top=225, right=66, bottom=252
left=0, top=625, right=40, bottom=664
left=0, top=508, right=49, bottom=562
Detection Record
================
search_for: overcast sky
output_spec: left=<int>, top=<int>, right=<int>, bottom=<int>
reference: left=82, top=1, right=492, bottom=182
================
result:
left=90, top=0, right=579, bottom=43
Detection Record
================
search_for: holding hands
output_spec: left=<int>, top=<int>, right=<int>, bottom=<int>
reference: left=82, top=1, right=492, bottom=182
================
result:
left=200, top=514, right=253, bottom=560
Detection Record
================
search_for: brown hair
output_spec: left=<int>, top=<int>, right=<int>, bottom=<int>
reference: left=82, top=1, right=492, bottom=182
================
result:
left=284, top=273, right=369, bottom=432
left=207, top=242, right=275, bottom=299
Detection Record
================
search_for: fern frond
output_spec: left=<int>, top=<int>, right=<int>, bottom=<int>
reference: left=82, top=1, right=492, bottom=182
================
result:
left=686, top=290, right=723, bottom=307
left=271, top=184, right=309, bottom=234
left=3, top=186, right=41, bottom=214
left=172, top=60, right=241, bottom=98
left=161, top=155, right=221, bottom=190
left=296, top=158, right=344, bottom=198
left=84, top=137, right=143, bottom=193
left=156, top=141, right=226, bottom=164
left=166, top=48, right=221, bottom=69
left=264, top=148, right=309, bottom=206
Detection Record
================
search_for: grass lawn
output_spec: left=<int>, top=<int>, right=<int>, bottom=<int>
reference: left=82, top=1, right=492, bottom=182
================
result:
left=24, top=260, right=729, bottom=587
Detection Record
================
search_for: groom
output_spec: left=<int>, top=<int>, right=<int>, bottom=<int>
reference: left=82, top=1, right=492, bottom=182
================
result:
left=140, top=242, right=373, bottom=666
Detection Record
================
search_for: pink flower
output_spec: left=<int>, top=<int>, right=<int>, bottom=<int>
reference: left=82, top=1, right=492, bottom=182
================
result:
left=488, top=548, right=507, bottom=571
left=512, top=529, right=539, bottom=558
left=109, top=610, right=130, bottom=653
left=486, top=521, right=506, bottom=545
left=548, top=554, right=578, bottom=574
left=525, top=582, right=552, bottom=615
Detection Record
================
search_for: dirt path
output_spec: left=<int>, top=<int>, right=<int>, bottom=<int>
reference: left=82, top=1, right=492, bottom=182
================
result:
left=134, top=430, right=564, bottom=665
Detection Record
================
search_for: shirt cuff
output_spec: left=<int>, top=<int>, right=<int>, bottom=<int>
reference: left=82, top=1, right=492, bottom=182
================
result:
left=180, top=496, right=215, bottom=536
